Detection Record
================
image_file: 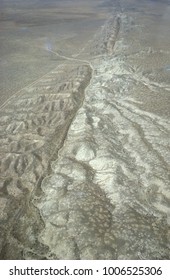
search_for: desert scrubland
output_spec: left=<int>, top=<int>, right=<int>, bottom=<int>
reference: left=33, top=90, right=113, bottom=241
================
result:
left=0, top=0, right=170, bottom=259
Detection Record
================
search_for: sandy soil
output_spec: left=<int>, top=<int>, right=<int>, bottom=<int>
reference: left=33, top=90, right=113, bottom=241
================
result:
left=0, top=0, right=108, bottom=105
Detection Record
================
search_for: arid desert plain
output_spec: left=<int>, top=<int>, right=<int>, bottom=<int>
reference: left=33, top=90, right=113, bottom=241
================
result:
left=0, top=0, right=170, bottom=259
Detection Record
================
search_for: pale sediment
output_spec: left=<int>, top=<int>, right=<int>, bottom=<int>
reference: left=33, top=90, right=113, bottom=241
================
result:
left=36, top=13, right=170, bottom=259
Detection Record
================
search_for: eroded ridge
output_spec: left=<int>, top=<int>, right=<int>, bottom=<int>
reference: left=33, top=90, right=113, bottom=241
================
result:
left=36, top=14, right=170, bottom=259
left=0, top=63, right=92, bottom=259
left=80, top=15, right=121, bottom=57
left=37, top=69, right=170, bottom=259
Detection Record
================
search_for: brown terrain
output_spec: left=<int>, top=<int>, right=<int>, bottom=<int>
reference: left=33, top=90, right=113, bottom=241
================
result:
left=0, top=0, right=170, bottom=259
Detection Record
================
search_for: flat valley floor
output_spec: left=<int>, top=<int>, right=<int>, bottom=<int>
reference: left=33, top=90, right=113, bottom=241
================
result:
left=0, top=0, right=170, bottom=259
